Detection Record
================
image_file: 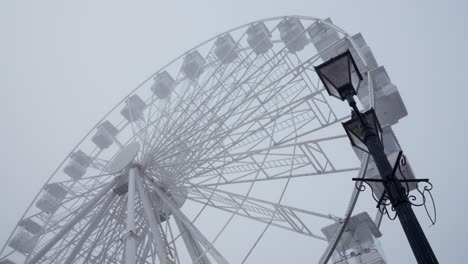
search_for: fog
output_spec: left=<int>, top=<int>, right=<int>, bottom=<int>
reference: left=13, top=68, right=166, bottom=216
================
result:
left=1, top=0, right=467, bottom=263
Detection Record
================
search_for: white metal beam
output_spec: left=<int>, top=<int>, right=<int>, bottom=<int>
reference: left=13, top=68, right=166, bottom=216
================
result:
left=63, top=192, right=117, bottom=264
left=148, top=179, right=228, bottom=264
left=27, top=180, right=116, bottom=264
left=125, top=167, right=138, bottom=264
left=174, top=216, right=211, bottom=264
left=136, top=173, right=173, bottom=264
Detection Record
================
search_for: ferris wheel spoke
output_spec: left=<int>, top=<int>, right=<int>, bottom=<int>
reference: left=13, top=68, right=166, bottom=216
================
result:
left=153, top=56, right=231, bottom=143
left=150, top=88, right=265, bottom=166
left=148, top=48, right=292, bottom=156
left=173, top=53, right=288, bottom=142
left=164, top=76, right=296, bottom=163
left=216, top=97, right=345, bottom=153
left=21, top=181, right=112, bottom=234
left=149, top=73, right=319, bottom=166
left=141, top=98, right=174, bottom=158
left=155, top=57, right=327, bottom=160
left=140, top=232, right=164, bottom=264
left=164, top=219, right=183, bottom=264
left=141, top=95, right=182, bottom=160
left=86, top=201, right=127, bottom=263
left=135, top=229, right=154, bottom=264
left=152, top=85, right=236, bottom=157
left=98, top=203, right=148, bottom=264
left=104, top=240, right=125, bottom=264
left=136, top=174, right=175, bottom=264
left=195, top=167, right=360, bottom=187
left=136, top=234, right=152, bottom=264
left=28, top=180, right=116, bottom=264
left=185, top=117, right=343, bottom=186
left=33, top=189, right=114, bottom=249
left=50, top=172, right=115, bottom=185
left=172, top=107, right=282, bottom=258
left=60, top=180, right=115, bottom=207
left=73, top=193, right=118, bottom=262
left=140, top=94, right=163, bottom=156
left=159, top=42, right=261, bottom=134
left=145, top=178, right=229, bottom=264
left=223, top=92, right=329, bottom=151
left=148, top=134, right=347, bottom=183
left=182, top=186, right=333, bottom=240
left=43, top=192, right=117, bottom=264
left=277, top=114, right=351, bottom=146
left=148, top=71, right=250, bottom=159
left=288, top=53, right=339, bottom=123
left=148, top=84, right=246, bottom=163
left=173, top=216, right=212, bottom=264
left=188, top=141, right=356, bottom=186
left=77, top=196, right=126, bottom=263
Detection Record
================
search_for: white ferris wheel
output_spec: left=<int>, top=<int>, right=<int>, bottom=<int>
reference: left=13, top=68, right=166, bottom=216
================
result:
left=0, top=16, right=410, bottom=264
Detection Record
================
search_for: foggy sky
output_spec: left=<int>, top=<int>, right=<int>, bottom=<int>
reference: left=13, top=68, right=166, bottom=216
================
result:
left=1, top=0, right=467, bottom=263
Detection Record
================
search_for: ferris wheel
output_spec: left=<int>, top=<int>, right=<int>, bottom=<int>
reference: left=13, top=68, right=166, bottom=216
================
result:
left=0, top=16, right=410, bottom=264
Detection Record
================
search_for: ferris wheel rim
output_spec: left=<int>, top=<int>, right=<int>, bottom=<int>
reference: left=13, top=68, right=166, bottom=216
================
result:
left=0, top=15, right=350, bottom=232
left=0, top=15, right=377, bottom=263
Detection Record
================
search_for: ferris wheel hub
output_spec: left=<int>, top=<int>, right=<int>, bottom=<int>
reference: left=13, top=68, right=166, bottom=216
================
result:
left=108, top=142, right=141, bottom=174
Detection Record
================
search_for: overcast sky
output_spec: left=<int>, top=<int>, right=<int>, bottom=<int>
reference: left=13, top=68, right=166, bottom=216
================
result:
left=1, top=0, right=467, bottom=263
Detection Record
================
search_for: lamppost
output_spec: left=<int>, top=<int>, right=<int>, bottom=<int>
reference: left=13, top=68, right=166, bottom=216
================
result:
left=315, top=50, right=438, bottom=264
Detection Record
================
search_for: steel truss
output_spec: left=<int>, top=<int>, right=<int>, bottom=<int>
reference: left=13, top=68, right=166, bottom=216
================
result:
left=0, top=16, right=372, bottom=264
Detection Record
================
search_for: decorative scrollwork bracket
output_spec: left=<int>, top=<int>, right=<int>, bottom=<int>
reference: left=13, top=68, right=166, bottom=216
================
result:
left=352, top=151, right=437, bottom=224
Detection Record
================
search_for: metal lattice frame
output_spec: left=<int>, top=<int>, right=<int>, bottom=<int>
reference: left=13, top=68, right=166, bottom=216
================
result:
left=0, top=16, right=376, bottom=264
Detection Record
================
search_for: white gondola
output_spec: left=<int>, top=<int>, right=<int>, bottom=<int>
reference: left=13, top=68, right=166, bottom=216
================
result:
left=320, top=33, right=378, bottom=73
left=44, top=183, right=68, bottom=200
left=246, top=22, right=273, bottom=55
left=351, top=33, right=379, bottom=71
left=322, top=212, right=386, bottom=264
left=36, top=183, right=69, bottom=215
left=181, top=50, right=205, bottom=80
left=214, top=34, right=238, bottom=64
left=151, top=71, right=175, bottom=99
left=120, top=94, right=146, bottom=122
left=374, top=87, right=408, bottom=126
left=308, top=18, right=340, bottom=54
left=278, top=18, right=309, bottom=53
left=18, top=218, right=42, bottom=235
left=8, top=229, right=38, bottom=255
left=357, top=66, right=408, bottom=125
left=91, top=120, right=119, bottom=149
left=63, top=150, right=92, bottom=179
left=35, top=192, right=61, bottom=214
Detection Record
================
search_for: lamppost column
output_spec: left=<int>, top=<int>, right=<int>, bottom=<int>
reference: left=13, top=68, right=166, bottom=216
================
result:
left=357, top=110, right=438, bottom=264
left=314, top=49, right=438, bottom=264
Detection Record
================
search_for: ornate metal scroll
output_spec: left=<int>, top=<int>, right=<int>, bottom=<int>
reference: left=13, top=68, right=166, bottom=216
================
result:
left=352, top=151, right=436, bottom=223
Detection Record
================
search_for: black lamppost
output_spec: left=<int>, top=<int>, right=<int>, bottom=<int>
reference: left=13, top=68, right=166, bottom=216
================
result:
left=315, top=50, right=438, bottom=264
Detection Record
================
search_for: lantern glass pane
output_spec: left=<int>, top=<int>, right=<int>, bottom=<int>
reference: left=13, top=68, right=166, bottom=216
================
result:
left=320, top=54, right=350, bottom=89
left=323, top=77, right=341, bottom=98
left=344, top=118, right=368, bottom=153
left=349, top=130, right=369, bottom=152
left=351, top=64, right=361, bottom=90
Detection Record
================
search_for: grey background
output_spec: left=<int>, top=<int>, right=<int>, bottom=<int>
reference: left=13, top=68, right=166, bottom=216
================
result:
left=1, top=0, right=467, bottom=263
